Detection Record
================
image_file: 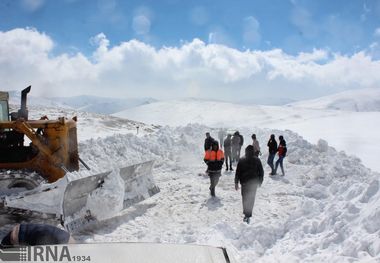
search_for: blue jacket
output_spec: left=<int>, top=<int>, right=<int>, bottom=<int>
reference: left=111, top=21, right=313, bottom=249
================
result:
left=18, top=224, right=70, bottom=246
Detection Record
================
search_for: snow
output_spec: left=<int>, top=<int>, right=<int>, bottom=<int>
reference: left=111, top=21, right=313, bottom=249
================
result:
left=114, top=99, right=380, bottom=172
left=288, top=87, right=380, bottom=112
left=8, top=90, right=156, bottom=114
left=1, top=98, right=380, bottom=262
left=73, top=122, right=380, bottom=262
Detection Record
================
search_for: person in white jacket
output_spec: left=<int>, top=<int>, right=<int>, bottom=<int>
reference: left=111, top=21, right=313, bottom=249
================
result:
left=251, top=134, right=260, bottom=157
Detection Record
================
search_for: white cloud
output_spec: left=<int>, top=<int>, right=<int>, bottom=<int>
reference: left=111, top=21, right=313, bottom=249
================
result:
left=90, top=33, right=110, bottom=61
left=208, top=27, right=234, bottom=47
left=1, top=28, right=380, bottom=101
left=243, top=16, right=261, bottom=46
left=21, top=0, right=45, bottom=12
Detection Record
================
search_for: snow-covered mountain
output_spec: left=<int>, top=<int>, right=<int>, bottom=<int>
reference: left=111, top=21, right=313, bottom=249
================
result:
left=238, top=97, right=296, bottom=106
left=288, top=88, right=380, bottom=112
left=113, top=98, right=380, bottom=173
left=51, top=95, right=157, bottom=115
left=1, top=104, right=379, bottom=262
left=7, top=90, right=156, bottom=115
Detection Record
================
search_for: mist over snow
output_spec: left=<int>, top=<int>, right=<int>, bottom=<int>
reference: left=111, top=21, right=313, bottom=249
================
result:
left=1, top=28, right=380, bottom=103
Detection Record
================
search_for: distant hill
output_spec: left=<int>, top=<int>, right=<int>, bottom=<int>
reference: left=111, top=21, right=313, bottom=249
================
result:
left=51, top=95, right=157, bottom=115
left=112, top=98, right=328, bottom=127
left=7, top=91, right=157, bottom=115
left=288, top=88, right=380, bottom=112
left=238, top=97, right=296, bottom=106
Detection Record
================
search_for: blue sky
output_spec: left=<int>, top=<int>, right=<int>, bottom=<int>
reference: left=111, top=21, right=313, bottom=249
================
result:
left=0, top=0, right=380, bottom=102
left=1, top=0, right=379, bottom=55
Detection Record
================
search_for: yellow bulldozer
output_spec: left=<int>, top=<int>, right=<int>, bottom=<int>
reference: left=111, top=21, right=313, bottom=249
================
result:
left=0, top=86, right=79, bottom=185
left=0, top=86, right=159, bottom=232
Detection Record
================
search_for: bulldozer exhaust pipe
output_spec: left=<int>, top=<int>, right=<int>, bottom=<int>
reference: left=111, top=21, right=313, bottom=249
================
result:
left=20, top=85, right=31, bottom=120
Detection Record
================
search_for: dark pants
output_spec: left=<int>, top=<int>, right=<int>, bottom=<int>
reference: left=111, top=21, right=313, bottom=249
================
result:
left=237, top=146, right=242, bottom=161
left=241, top=181, right=258, bottom=218
left=274, top=156, right=285, bottom=175
left=209, top=171, right=221, bottom=196
left=267, top=153, right=275, bottom=173
left=225, top=149, right=232, bottom=170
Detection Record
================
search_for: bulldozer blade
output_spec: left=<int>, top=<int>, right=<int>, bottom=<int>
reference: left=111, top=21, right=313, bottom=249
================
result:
left=63, top=160, right=159, bottom=233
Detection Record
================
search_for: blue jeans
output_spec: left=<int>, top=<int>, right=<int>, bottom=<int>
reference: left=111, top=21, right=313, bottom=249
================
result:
left=274, top=156, right=285, bottom=175
left=267, top=153, right=275, bottom=173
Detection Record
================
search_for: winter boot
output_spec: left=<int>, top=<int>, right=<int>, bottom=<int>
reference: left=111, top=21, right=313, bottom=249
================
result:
left=210, top=187, right=215, bottom=197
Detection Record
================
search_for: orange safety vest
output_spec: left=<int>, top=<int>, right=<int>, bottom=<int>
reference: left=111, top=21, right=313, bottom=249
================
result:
left=204, top=150, right=224, bottom=161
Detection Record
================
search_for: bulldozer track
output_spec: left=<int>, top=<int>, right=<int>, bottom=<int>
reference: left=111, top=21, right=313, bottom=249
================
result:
left=0, top=170, right=59, bottom=226
left=0, top=170, right=45, bottom=192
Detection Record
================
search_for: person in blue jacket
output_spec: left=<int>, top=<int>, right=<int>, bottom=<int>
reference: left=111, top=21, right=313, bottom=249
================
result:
left=1, top=223, right=74, bottom=247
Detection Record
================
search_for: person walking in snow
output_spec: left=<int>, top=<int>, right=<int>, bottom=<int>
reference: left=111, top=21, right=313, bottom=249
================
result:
left=231, top=131, right=242, bottom=162
left=1, top=223, right=75, bottom=247
left=251, top=134, right=261, bottom=157
left=267, top=134, right=278, bottom=175
left=218, top=129, right=226, bottom=149
left=224, top=134, right=233, bottom=171
left=204, top=140, right=224, bottom=197
left=273, top=135, right=287, bottom=176
left=235, top=145, right=264, bottom=224
left=204, top=132, right=215, bottom=151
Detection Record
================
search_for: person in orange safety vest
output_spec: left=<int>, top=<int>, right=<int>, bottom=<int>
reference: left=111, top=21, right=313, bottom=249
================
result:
left=204, top=140, right=224, bottom=197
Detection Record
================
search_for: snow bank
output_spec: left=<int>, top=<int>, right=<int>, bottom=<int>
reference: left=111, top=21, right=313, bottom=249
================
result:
left=74, top=124, right=379, bottom=262
left=113, top=99, right=380, bottom=172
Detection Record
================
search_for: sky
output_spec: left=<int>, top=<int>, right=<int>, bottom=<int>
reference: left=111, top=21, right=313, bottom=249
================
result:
left=0, top=0, right=380, bottom=103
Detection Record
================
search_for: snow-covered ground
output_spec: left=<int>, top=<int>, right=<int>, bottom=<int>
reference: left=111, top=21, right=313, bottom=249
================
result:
left=114, top=99, right=380, bottom=173
left=2, top=97, right=380, bottom=262
left=75, top=124, right=380, bottom=262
